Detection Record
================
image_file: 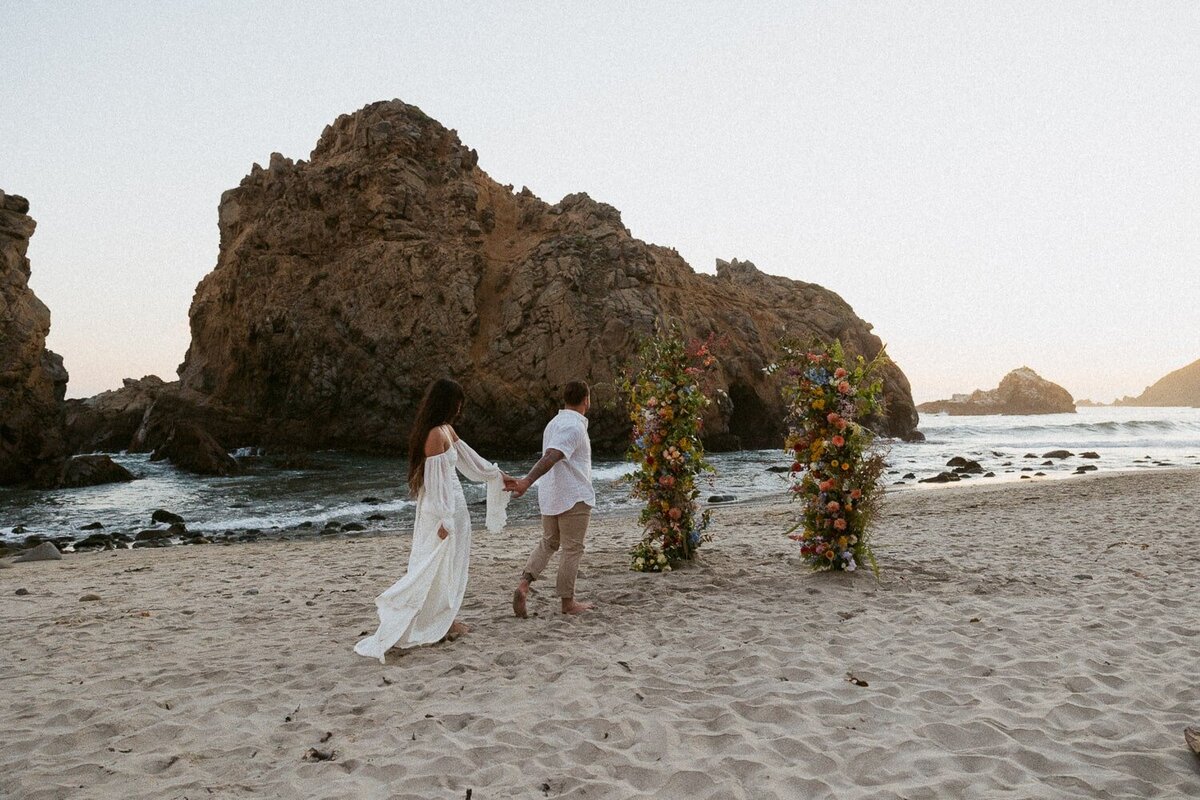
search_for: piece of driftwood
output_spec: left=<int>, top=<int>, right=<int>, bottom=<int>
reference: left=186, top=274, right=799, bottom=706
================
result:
left=1186, top=727, right=1200, bottom=756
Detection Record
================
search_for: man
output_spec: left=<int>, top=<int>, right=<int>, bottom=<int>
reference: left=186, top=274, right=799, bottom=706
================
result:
left=507, top=380, right=595, bottom=617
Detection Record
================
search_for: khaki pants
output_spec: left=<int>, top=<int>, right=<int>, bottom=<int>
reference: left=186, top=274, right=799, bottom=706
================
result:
left=522, top=501, right=591, bottom=599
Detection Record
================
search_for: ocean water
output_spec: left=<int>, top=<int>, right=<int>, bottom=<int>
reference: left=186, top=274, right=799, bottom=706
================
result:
left=1, top=406, right=1197, bottom=547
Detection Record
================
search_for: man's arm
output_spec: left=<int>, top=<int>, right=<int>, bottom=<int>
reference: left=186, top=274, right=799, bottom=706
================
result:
left=507, top=448, right=565, bottom=498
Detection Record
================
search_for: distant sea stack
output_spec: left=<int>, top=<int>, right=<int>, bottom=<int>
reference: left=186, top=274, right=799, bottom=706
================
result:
left=1113, top=358, right=1200, bottom=407
left=0, top=190, right=69, bottom=485
left=155, top=100, right=920, bottom=453
left=918, top=367, right=1075, bottom=416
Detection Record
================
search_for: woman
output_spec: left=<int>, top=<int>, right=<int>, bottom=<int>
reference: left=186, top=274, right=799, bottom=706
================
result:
left=355, top=378, right=510, bottom=661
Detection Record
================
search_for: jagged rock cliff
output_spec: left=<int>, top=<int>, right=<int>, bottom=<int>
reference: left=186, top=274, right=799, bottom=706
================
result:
left=1114, top=358, right=1200, bottom=407
left=0, top=191, right=69, bottom=485
left=917, top=367, right=1075, bottom=416
left=172, top=100, right=919, bottom=454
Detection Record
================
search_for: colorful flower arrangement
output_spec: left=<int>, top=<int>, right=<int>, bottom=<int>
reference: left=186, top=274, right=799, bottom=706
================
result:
left=622, top=329, right=717, bottom=572
left=773, top=340, right=888, bottom=573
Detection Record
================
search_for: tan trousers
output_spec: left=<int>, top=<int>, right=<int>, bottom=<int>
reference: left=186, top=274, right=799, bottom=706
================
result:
left=522, top=501, right=591, bottom=599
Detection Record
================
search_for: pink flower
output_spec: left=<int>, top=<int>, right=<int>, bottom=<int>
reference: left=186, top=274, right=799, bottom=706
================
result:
left=819, top=479, right=835, bottom=492
left=850, top=489, right=862, bottom=500
left=834, top=368, right=847, bottom=379
left=827, top=412, right=840, bottom=425
left=833, top=518, right=847, bottom=531
left=831, top=435, right=845, bottom=447
left=837, top=381, right=851, bottom=394
left=826, top=501, right=840, bottom=513
left=668, top=507, right=682, bottom=521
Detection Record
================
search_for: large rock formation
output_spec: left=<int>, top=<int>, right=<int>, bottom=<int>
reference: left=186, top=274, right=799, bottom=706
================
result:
left=1114, top=358, right=1200, bottom=407
left=0, top=191, right=69, bottom=485
left=918, top=367, right=1076, bottom=416
left=170, top=100, right=919, bottom=454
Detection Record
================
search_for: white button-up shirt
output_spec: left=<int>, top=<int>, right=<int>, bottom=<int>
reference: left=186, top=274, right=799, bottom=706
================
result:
left=536, top=409, right=596, bottom=516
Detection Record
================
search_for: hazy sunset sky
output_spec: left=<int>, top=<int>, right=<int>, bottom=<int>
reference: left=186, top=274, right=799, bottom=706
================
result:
left=3, top=2, right=1197, bottom=405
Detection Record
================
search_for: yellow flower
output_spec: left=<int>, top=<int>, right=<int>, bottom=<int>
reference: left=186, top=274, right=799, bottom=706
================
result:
left=838, top=536, right=849, bottom=549
left=842, top=463, right=850, bottom=471
left=813, top=399, right=825, bottom=410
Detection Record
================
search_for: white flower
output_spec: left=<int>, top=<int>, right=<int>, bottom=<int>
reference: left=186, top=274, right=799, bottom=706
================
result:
left=845, top=560, right=857, bottom=572
left=663, top=565, right=672, bottom=572
left=634, top=558, right=644, bottom=567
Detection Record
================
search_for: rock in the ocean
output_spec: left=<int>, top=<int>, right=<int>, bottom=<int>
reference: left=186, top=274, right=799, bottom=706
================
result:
left=151, top=422, right=240, bottom=476
left=707, top=494, right=737, bottom=504
left=152, top=509, right=185, bottom=525
left=917, top=368, right=1075, bottom=416
left=1043, top=450, right=1073, bottom=459
left=57, top=454, right=134, bottom=488
left=0, top=191, right=69, bottom=486
left=164, top=100, right=920, bottom=454
left=13, top=542, right=62, bottom=562
left=919, top=472, right=961, bottom=484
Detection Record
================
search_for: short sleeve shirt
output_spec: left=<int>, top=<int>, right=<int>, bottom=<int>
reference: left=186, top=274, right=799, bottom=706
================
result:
left=536, top=410, right=596, bottom=516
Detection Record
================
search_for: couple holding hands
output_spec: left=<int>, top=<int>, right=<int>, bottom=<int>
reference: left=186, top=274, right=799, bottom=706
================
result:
left=355, top=378, right=595, bottom=663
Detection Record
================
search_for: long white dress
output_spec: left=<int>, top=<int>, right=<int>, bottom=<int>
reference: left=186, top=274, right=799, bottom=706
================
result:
left=354, top=435, right=509, bottom=662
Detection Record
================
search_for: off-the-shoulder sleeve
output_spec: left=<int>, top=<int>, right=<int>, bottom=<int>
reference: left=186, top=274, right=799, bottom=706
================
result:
left=423, top=454, right=457, bottom=537
left=453, top=440, right=510, bottom=532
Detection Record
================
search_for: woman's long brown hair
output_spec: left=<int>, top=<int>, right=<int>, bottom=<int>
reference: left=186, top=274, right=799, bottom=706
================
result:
left=406, top=378, right=465, bottom=496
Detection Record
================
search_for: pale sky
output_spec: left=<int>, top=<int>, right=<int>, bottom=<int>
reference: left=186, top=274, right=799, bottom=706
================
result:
left=2, top=1, right=1197, bottom=404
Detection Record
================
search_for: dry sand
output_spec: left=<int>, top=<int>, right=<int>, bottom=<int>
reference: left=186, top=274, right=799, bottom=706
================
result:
left=2, top=469, right=1199, bottom=799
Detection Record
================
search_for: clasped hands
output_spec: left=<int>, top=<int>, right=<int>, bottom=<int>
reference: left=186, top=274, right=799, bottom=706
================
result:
left=503, top=472, right=532, bottom=499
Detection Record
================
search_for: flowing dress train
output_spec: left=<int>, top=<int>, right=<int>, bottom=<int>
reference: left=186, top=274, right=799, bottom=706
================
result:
left=354, top=437, right=508, bottom=661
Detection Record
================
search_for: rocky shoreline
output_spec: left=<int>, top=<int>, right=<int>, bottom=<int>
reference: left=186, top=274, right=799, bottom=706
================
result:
left=5, top=449, right=1197, bottom=562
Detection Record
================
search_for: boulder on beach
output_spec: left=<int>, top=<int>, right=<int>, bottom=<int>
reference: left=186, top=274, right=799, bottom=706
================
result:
left=917, top=368, right=1076, bottom=416
left=12, top=542, right=62, bottom=562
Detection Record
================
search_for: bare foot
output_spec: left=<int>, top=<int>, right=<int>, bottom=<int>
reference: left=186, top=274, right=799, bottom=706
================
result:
left=445, top=620, right=470, bottom=640
left=512, top=585, right=528, bottom=619
left=561, top=599, right=594, bottom=615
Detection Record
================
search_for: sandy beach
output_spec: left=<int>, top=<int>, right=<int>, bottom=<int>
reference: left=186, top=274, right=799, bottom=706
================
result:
left=3, top=469, right=1199, bottom=799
